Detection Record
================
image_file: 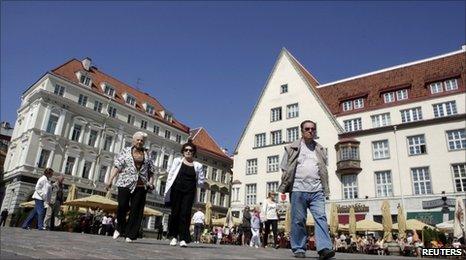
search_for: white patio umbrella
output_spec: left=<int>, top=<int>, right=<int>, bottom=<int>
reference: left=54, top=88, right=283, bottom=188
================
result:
left=453, top=197, right=465, bottom=239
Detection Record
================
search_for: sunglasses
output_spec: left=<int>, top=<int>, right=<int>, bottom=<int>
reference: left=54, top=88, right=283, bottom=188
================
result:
left=183, top=148, right=194, bottom=152
left=304, top=127, right=316, bottom=131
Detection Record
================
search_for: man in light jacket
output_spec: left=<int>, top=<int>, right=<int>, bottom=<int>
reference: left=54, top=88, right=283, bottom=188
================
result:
left=43, top=175, right=64, bottom=230
left=279, top=120, right=335, bottom=259
left=22, top=168, right=54, bottom=230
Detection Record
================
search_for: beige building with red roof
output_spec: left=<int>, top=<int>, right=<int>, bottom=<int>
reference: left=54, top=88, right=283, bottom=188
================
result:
left=232, top=46, right=465, bottom=225
left=1, top=57, right=230, bottom=229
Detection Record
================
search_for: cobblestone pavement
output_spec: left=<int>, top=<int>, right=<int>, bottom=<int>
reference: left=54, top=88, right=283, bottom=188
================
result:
left=1, top=227, right=413, bottom=259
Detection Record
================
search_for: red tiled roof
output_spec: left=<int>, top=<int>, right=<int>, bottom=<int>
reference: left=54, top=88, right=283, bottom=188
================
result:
left=51, top=59, right=189, bottom=132
left=315, top=52, right=466, bottom=116
left=190, top=128, right=232, bottom=163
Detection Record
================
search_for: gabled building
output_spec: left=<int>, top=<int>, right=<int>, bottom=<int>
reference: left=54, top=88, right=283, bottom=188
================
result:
left=233, top=46, right=466, bottom=225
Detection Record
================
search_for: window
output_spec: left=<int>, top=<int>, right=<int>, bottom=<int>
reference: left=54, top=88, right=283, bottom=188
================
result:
left=266, top=182, right=279, bottom=201
left=153, top=125, right=160, bottom=135
left=54, top=84, right=65, bottom=96
left=94, top=101, right=103, bottom=113
left=342, top=101, right=353, bottom=111
left=82, top=161, right=92, bottom=179
left=64, top=156, right=76, bottom=175
left=164, top=130, right=171, bottom=139
left=221, top=171, right=227, bottom=183
left=210, top=191, right=217, bottom=205
left=246, top=159, right=257, bottom=175
left=287, top=127, right=299, bottom=142
left=245, top=184, right=257, bottom=205
left=199, top=189, right=206, bottom=203
left=140, top=120, right=147, bottom=129
left=340, top=146, right=359, bottom=160
left=375, top=171, right=393, bottom=197
left=104, top=135, right=113, bottom=151
left=286, top=103, right=299, bottom=118
left=353, top=98, right=364, bottom=109
left=146, top=104, right=155, bottom=115
left=212, top=169, right=218, bottom=182
left=430, top=82, right=443, bottom=94
left=125, top=95, right=136, bottom=106
left=202, top=165, right=208, bottom=179
left=46, top=114, right=59, bottom=134
left=280, top=84, right=288, bottom=94
left=411, top=167, right=432, bottom=195
left=78, top=94, right=88, bottom=107
left=446, top=129, right=466, bottom=150
left=372, top=140, right=390, bottom=160
left=444, top=78, right=458, bottom=91
left=164, top=113, right=173, bottom=122
left=108, top=107, right=117, bottom=118
left=127, top=114, right=135, bottom=125
left=383, top=92, right=395, bottom=103
left=219, top=193, right=226, bottom=207
left=37, top=149, right=51, bottom=168
left=176, top=134, right=182, bottom=143
left=371, top=113, right=391, bottom=128
left=271, top=130, right=282, bottom=145
left=396, top=89, right=408, bottom=100
left=407, top=135, right=427, bottom=155
left=71, top=124, right=82, bottom=142
left=88, top=130, right=98, bottom=147
left=400, top=107, right=422, bottom=123
left=80, top=75, right=91, bottom=86
left=452, top=163, right=466, bottom=192
left=150, top=151, right=158, bottom=163
left=342, top=174, right=358, bottom=199
left=162, top=154, right=169, bottom=170
left=343, top=118, right=362, bottom=132
left=159, top=181, right=166, bottom=196
left=98, top=165, right=108, bottom=183
left=271, top=107, right=282, bottom=122
left=255, top=133, right=266, bottom=148
left=267, top=155, right=279, bottom=172
left=104, top=85, right=115, bottom=97
left=433, top=101, right=457, bottom=118
left=232, top=187, right=240, bottom=202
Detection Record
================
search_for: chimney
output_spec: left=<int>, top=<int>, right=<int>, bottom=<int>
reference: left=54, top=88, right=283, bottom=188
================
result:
left=82, top=57, right=92, bottom=71
left=462, top=45, right=466, bottom=51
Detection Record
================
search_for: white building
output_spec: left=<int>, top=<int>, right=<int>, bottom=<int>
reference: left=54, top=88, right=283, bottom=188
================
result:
left=232, top=46, right=466, bottom=225
left=1, top=57, right=227, bottom=229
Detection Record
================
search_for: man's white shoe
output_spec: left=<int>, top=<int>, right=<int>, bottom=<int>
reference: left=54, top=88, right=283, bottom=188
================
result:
left=112, top=230, right=120, bottom=239
left=125, top=238, right=133, bottom=243
left=170, top=238, right=177, bottom=246
left=179, top=240, right=187, bottom=247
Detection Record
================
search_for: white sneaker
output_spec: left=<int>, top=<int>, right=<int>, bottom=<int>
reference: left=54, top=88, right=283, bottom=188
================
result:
left=255, top=245, right=259, bottom=248
left=112, top=230, right=120, bottom=239
left=125, top=237, right=133, bottom=243
left=179, top=240, right=187, bottom=247
left=170, top=238, right=177, bottom=246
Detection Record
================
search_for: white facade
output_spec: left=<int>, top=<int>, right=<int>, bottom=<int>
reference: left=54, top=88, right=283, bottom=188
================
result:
left=233, top=47, right=466, bottom=224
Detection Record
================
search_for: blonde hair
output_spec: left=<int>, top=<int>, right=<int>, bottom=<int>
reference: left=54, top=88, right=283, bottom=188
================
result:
left=133, top=131, right=148, bottom=141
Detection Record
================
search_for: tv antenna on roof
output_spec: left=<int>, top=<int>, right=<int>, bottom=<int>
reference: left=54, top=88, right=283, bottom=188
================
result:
left=136, top=78, right=143, bottom=90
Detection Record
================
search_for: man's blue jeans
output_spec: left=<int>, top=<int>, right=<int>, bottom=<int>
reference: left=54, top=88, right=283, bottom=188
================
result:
left=22, top=199, right=45, bottom=229
left=290, top=191, right=332, bottom=254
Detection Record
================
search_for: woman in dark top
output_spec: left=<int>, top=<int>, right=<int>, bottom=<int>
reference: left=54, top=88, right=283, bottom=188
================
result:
left=164, top=141, right=205, bottom=247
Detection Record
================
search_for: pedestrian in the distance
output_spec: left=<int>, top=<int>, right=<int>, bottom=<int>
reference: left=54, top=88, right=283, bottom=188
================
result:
left=192, top=208, right=205, bottom=243
left=241, top=206, right=252, bottom=246
left=165, top=141, right=205, bottom=247
left=22, top=168, right=54, bottom=230
left=43, top=175, right=64, bottom=230
left=0, top=208, right=8, bottom=227
left=262, top=191, right=279, bottom=249
left=250, top=207, right=261, bottom=248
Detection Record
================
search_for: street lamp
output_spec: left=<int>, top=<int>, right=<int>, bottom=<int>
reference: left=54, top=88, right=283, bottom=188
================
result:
left=441, top=191, right=450, bottom=222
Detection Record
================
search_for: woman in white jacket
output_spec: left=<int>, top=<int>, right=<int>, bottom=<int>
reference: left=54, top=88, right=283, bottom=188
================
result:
left=22, top=168, right=54, bottom=230
left=164, top=141, right=205, bottom=247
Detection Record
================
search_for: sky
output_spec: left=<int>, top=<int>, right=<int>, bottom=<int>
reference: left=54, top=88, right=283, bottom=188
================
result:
left=1, top=1, right=465, bottom=153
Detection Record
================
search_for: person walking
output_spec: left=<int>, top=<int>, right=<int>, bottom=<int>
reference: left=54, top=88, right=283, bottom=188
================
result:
left=106, top=131, right=156, bottom=243
left=164, top=141, right=205, bottom=247
left=250, top=207, right=261, bottom=248
left=22, top=168, right=54, bottom=230
left=262, top=191, right=279, bottom=249
left=192, top=208, right=205, bottom=243
left=279, top=120, right=335, bottom=259
left=241, top=206, right=252, bottom=246
left=0, top=208, right=8, bottom=227
left=43, top=175, right=64, bottom=230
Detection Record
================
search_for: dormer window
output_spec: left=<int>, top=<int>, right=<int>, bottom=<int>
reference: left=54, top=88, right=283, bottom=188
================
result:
left=144, top=103, right=155, bottom=115
left=80, top=75, right=91, bottom=86
left=125, top=94, right=136, bottom=107
left=341, top=97, right=365, bottom=112
left=164, top=113, right=173, bottom=122
left=429, top=78, right=459, bottom=94
left=382, top=88, right=409, bottom=103
left=103, top=84, right=115, bottom=98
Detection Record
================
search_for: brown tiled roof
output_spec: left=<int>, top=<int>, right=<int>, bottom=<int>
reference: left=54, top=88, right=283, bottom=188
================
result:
left=50, top=59, right=189, bottom=132
left=315, top=52, right=466, bottom=116
left=190, top=128, right=232, bottom=163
